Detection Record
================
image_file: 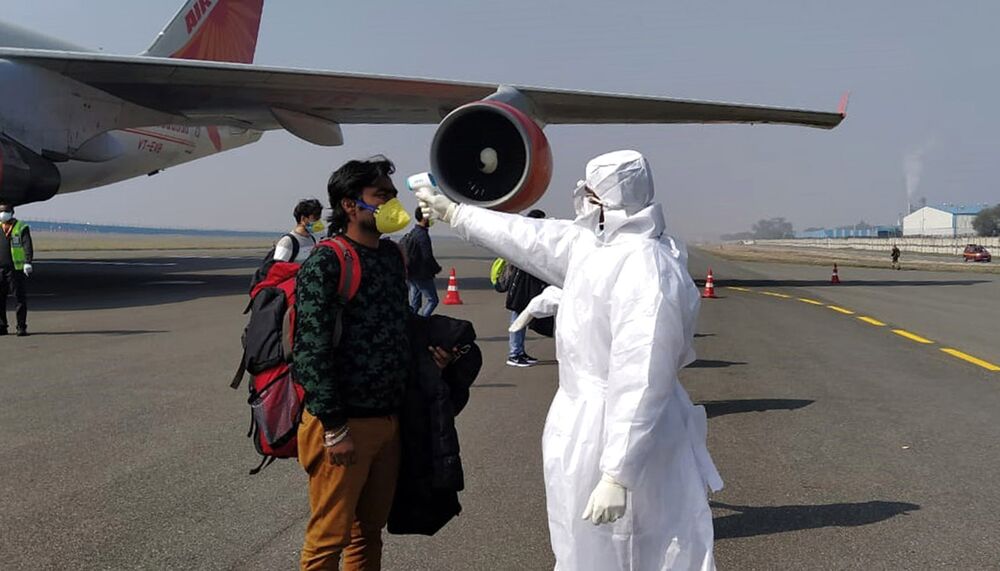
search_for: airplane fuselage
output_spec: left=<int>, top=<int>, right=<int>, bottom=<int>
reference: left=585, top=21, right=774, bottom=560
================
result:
left=0, top=20, right=261, bottom=204
left=54, top=124, right=262, bottom=194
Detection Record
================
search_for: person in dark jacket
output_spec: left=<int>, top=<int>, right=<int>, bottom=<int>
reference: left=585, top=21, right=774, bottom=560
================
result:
left=505, top=209, right=549, bottom=367
left=403, top=207, right=443, bottom=317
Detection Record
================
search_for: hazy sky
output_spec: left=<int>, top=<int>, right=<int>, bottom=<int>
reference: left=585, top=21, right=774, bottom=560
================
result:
left=5, top=1, right=999, bottom=240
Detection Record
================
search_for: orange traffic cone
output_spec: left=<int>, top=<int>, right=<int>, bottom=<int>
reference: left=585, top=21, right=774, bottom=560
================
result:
left=443, top=267, right=464, bottom=305
left=831, top=263, right=841, bottom=284
left=701, top=268, right=718, bottom=299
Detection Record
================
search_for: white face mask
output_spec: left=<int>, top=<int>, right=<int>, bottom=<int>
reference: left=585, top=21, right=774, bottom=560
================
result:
left=572, top=181, right=603, bottom=219
left=572, top=181, right=608, bottom=235
left=0, top=212, right=12, bottom=223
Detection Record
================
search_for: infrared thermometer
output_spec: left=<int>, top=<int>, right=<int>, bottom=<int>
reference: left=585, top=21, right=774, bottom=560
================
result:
left=406, top=172, right=438, bottom=194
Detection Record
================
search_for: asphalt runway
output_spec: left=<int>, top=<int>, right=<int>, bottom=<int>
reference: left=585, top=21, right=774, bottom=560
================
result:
left=1, top=239, right=998, bottom=569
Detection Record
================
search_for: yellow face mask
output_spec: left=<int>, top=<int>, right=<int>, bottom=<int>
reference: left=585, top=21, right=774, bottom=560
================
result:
left=307, top=220, right=325, bottom=234
left=357, top=197, right=411, bottom=234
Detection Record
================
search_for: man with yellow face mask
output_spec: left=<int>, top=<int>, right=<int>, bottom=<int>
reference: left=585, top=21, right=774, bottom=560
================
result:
left=293, top=155, right=455, bottom=570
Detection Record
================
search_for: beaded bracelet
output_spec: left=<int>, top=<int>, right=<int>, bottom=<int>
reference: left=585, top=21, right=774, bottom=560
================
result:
left=323, top=426, right=351, bottom=448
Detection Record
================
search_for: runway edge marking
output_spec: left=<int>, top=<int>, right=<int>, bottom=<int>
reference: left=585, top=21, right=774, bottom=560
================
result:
left=710, top=275, right=994, bottom=374
left=762, top=291, right=792, bottom=299
left=827, top=305, right=856, bottom=315
left=940, top=349, right=1000, bottom=372
left=892, top=329, right=934, bottom=344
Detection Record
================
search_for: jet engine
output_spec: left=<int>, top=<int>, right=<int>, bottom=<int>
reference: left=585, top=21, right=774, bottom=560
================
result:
left=430, top=100, right=552, bottom=213
left=0, top=137, right=60, bottom=206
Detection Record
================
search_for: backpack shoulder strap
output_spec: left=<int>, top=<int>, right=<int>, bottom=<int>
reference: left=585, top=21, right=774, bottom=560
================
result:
left=285, top=233, right=300, bottom=263
left=314, top=235, right=362, bottom=349
left=322, top=235, right=362, bottom=301
left=230, top=351, right=248, bottom=389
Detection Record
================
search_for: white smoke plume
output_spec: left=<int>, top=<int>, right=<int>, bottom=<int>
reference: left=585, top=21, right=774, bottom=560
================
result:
left=904, top=139, right=936, bottom=207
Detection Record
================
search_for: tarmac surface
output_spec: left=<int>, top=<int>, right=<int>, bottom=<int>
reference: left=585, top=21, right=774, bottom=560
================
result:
left=2, top=238, right=999, bottom=569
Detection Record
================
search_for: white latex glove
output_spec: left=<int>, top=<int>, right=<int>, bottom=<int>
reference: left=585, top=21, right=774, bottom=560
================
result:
left=509, top=310, right=534, bottom=333
left=414, top=188, right=457, bottom=224
left=21, top=263, right=32, bottom=277
left=509, top=285, right=562, bottom=333
left=582, top=474, right=627, bottom=525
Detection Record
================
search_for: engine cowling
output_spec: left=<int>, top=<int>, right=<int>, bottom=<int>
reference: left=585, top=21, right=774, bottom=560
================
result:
left=0, top=137, right=60, bottom=206
left=430, top=100, right=552, bottom=213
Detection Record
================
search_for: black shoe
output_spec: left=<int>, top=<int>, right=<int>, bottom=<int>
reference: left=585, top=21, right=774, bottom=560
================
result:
left=521, top=353, right=539, bottom=364
left=0, top=328, right=7, bottom=336
left=15, top=328, right=28, bottom=337
left=506, top=354, right=533, bottom=367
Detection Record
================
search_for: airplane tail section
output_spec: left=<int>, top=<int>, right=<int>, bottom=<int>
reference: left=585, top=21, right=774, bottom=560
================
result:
left=143, top=0, right=264, bottom=64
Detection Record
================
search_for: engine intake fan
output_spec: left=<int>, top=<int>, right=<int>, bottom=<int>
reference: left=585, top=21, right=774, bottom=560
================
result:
left=430, top=100, right=552, bottom=213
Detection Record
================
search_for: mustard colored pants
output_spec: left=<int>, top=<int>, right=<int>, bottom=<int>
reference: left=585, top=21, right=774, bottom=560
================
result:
left=298, top=411, right=400, bottom=571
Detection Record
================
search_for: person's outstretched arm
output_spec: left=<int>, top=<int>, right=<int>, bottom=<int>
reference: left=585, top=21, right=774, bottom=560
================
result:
left=417, top=190, right=585, bottom=288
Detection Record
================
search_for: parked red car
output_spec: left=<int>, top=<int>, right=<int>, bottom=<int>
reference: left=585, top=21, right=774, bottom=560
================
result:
left=963, top=244, right=992, bottom=262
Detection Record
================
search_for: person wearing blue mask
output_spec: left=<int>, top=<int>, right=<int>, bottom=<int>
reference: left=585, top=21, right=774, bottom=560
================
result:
left=274, top=198, right=325, bottom=263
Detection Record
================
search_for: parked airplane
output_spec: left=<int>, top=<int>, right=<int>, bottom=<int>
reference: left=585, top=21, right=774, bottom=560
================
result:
left=0, top=0, right=845, bottom=212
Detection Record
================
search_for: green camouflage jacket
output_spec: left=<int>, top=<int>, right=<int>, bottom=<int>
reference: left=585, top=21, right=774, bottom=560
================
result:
left=293, top=236, right=410, bottom=430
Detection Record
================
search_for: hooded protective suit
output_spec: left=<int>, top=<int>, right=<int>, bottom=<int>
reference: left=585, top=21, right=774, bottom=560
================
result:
left=439, top=150, right=723, bottom=570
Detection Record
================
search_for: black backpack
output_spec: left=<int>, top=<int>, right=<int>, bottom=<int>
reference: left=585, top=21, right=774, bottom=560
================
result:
left=249, top=233, right=315, bottom=294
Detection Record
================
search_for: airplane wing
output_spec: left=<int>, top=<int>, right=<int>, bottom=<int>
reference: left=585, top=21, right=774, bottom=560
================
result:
left=0, top=48, right=844, bottom=143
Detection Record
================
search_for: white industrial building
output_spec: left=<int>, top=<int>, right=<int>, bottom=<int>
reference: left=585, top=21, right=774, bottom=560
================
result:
left=902, top=205, right=983, bottom=237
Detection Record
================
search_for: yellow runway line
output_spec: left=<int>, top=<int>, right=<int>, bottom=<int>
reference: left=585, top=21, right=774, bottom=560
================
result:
left=762, top=292, right=792, bottom=299
left=827, top=305, right=855, bottom=315
left=940, top=349, right=1000, bottom=372
left=727, top=287, right=751, bottom=292
left=857, top=316, right=887, bottom=326
left=892, top=329, right=934, bottom=344
left=798, top=298, right=825, bottom=306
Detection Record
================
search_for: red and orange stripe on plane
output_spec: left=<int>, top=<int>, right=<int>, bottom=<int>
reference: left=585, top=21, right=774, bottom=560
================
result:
left=169, top=0, right=263, bottom=64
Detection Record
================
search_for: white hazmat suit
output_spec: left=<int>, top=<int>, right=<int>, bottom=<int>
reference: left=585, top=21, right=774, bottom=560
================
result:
left=419, top=150, right=723, bottom=570
left=509, top=285, right=563, bottom=333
